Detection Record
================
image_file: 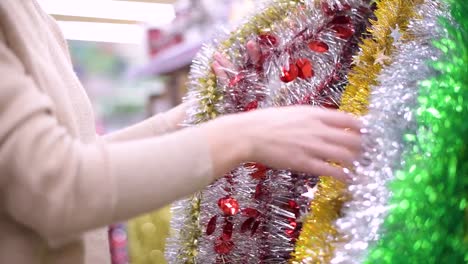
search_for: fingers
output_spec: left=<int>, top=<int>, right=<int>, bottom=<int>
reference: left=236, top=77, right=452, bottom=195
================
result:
left=212, top=61, right=229, bottom=85
left=308, top=141, right=358, bottom=169
left=246, top=40, right=262, bottom=65
left=214, top=52, right=237, bottom=74
left=212, top=52, right=239, bottom=86
left=321, top=127, right=362, bottom=151
left=317, top=109, right=362, bottom=132
left=304, top=159, right=349, bottom=182
left=212, top=40, right=262, bottom=87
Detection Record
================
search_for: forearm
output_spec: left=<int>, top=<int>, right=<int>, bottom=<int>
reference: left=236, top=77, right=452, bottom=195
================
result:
left=104, top=103, right=187, bottom=142
left=103, top=114, right=171, bottom=142
left=110, top=127, right=214, bottom=221
left=111, top=117, right=250, bottom=221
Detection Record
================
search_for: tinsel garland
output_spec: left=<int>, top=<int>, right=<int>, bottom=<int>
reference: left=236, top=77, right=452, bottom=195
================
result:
left=331, top=1, right=447, bottom=263
left=203, top=1, right=370, bottom=261
left=340, top=0, right=424, bottom=115
left=363, top=0, right=468, bottom=262
left=290, top=176, right=348, bottom=263
left=167, top=0, right=373, bottom=263
left=291, top=0, right=423, bottom=262
left=165, top=193, right=202, bottom=263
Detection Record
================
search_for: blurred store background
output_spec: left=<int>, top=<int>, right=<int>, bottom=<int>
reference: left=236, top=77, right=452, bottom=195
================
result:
left=36, top=0, right=255, bottom=263
left=37, top=0, right=255, bottom=134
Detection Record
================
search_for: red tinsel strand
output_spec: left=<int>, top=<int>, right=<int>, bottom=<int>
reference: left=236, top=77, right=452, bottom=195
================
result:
left=169, top=0, right=374, bottom=263
left=194, top=0, right=373, bottom=263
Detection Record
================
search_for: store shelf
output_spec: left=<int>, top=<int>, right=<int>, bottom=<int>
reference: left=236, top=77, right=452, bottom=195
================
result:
left=127, top=38, right=205, bottom=78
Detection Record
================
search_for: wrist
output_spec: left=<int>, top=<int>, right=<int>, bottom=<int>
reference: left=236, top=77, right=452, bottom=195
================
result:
left=227, top=115, right=255, bottom=163
left=201, top=115, right=253, bottom=178
left=228, top=116, right=254, bottom=165
left=163, top=103, right=188, bottom=131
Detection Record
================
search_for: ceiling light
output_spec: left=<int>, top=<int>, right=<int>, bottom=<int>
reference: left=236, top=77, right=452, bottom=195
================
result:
left=36, top=0, right=175, bottom=43
left=37, top=0, right=175, bottom=25
left=56, top=21, right=144, bottom=44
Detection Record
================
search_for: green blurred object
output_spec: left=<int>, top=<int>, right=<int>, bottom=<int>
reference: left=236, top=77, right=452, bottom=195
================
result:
left=69, top=41, right=126, bottom=77
left=365, top=0, right=468, bottom=263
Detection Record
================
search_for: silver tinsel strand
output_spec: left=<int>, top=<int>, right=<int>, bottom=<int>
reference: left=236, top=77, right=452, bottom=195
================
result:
left=331, top=1, right=448, bottom=263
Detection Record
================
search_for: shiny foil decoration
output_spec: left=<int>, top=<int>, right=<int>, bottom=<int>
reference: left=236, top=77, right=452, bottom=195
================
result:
left=290, top=176, right=348, bottom=263
left=339, top=0, right=424, bottom=115
left=363, top=0, right=468, bottom=262
left=293, top=0, right=424, bottom=262
left=166, top=0, right=374, bottom=263
left=331, top=1, right=448, bottom=263
left=165, top=192, right=202, bottom=264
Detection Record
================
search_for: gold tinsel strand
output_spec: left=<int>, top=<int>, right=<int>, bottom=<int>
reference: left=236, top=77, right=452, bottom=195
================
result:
left=291, top=176, right=348, bottom=264
left=182, top=193, right=202, bottom=264
left=290, top=0, right=423, bottom=262
left=340, top=0, right=423, bottom=115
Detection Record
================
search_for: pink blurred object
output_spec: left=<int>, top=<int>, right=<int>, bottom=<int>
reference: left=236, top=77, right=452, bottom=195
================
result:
left=128, top=0, right=237, bottom=78
left=108, top=224, right=129, bottom=264
left=147, top=29, right=184, bottom=57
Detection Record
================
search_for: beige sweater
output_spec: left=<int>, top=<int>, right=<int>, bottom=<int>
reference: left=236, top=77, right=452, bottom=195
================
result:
left=0, top=1, right=214, bottom=263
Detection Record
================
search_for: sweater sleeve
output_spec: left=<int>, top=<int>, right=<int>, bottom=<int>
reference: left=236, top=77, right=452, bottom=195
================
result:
left=0, top=32, right=213, bottom=248
left=103, top=103, right=187, bottom=142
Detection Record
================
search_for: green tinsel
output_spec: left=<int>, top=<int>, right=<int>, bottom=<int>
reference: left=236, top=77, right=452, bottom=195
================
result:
left=364, top=0, right=468, bottom=263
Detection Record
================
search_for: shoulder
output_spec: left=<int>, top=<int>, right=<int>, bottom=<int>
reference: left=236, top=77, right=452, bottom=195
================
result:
left=0, top=1, right=43, bottom=36
left=0, top=0, right=31, bottom=15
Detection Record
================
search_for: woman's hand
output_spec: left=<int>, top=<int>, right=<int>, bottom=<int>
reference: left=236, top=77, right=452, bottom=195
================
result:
left=211, top=40, right=261, bottom=85
left=202, top=106, right=362, bottom=181
left=163, top=40, right=261, bottom=129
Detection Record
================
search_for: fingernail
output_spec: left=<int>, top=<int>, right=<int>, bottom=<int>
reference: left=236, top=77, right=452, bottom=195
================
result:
left=342, top=168, right=353, bottom=183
